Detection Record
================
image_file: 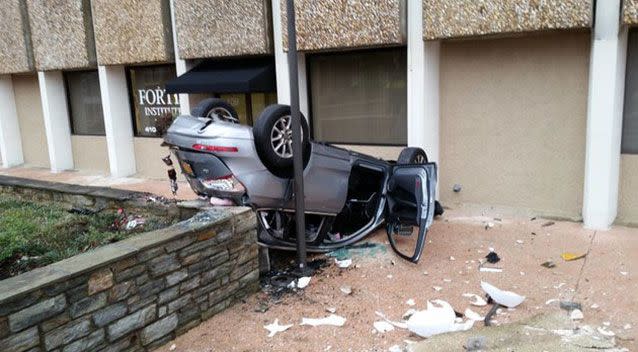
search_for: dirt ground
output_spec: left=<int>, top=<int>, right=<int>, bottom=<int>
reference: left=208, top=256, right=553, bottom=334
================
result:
left=155, top=209, right=638, bottom=352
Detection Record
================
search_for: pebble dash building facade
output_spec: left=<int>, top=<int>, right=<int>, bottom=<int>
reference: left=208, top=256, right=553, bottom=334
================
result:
left=1, top=0, right=638, bottom=230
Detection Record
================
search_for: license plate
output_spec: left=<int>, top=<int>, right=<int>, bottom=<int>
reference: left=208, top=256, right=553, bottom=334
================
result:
left=180, top=161, right=194, bottom=175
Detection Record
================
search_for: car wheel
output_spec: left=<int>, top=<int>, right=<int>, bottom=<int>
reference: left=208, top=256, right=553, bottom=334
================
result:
left=397, top=147, right=428, bottom=164
left=191, top=98, right=240, bottom=124
left=397, top=147, right=444, bottom=216
left=253, top=104, right=311, bottom=178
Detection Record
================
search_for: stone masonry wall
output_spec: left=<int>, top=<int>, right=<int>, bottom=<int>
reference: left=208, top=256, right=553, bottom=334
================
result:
left=0, top=177, right=259, bottom=352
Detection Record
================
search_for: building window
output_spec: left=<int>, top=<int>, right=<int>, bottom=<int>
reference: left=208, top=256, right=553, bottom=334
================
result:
left=127, top=65, right=181, bottom=137
left=308, top=48, right=407, bottom=145
left=65, top=70, right=105, bottom=136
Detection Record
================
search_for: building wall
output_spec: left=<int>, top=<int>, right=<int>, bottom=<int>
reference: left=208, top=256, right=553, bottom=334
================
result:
left=618, top=155, right=638, bottom=225
left=624, top=0, right=638, bottom=25
left=281, top=0, right=406, bottom=51
left=12, top=74, right=49, bottom=168
left=91, top=0, right=173, bottom=65
left=175, top=0, right=272, bottom=59
left=423, top=0, right=592, bottom=40
left=71, top=136, right=109, bottom=173
left=439, top=32, right=590, bottom=219
left=134, top=138, right=168, bottom=179
left=0, top=0, right=34, bottom=74
left=25, top=0, right=96, bottom=71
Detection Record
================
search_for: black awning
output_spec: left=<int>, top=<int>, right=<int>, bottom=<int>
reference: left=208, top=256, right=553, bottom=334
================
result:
left=165, top=57, right=276, bottom=94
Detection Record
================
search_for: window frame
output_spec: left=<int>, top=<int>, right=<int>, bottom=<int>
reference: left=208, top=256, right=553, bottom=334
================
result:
left=306, top=46, right=408, bottom=147
left=63, top=69, right=106, bottom=137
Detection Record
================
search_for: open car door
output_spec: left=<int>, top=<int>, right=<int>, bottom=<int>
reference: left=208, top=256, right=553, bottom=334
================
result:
left=385, top=163, right=437, bottom=263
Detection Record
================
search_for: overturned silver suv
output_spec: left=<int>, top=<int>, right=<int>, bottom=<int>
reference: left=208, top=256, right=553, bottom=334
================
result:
left=163, top=98, right=441, bottom=262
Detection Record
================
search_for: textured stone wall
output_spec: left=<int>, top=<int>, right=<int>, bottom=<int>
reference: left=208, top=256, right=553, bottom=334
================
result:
left=624, top=0, right=638, bottom=25
left=0, top=178, right=259, bottom=352
left=0, top=0, right=34, bottom=74
left=25, top=0, right=96, bottom=71
left=91, top=0, right=174, bottom=65
left=423, top=0, right=592, bottom=40
left=281, top=0, right=406, bottom=51
left=174, top=0, right=272, bottom=59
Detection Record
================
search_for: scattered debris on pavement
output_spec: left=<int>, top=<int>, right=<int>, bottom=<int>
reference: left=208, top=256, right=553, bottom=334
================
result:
left=407, top=300, right=474, bottom=338
left=264, top=319, right=293, bottom=337
left=334, top=258, right=352, bottom=268
left=300, top=314, right=347, bottom=327
left=561, top=252, right=587, bottom=261
left=327, top=242, right=387, bottom=260
left=541, top=260, right=556, bottom=268
left=340, top=285, right=352, bottom=295
left=485, top=251, right=501, bottom=264
left=462, top=293, right=488, bottom=307
left=373, top=321, right=395, bottom=333
left=560, top=301, right=582, bottom=312
left=481, top=282, right=526, bottom=308
left=541, top=221, right=555, bottom=227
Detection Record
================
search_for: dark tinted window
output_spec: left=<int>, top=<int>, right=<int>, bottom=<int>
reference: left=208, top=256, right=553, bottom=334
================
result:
left=65, top=70, right=105, bottom=136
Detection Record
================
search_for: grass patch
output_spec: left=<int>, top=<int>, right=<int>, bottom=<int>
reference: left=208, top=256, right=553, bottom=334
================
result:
left=0, top=196, right=175, bottom=280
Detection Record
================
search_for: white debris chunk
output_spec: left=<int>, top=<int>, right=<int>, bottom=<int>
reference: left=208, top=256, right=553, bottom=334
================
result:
left=300, top=314, right=347, bottom=327
left=464, top=308, right=485, bottom=321
left=296, top=276, right=311, bottom=289
left=479, top=267, right=503, bottom=273
left=597, top=326, right=615, bottom=337
left=570, top=309, right=584, bottom=320
left=407, top=300, right=475, bottom=338
left=335, top=258, right=352, bottom=268
left=590, top=303, right=600, bottom=309
left=406, top=299, right=415, bottom=306
left=169, top=344, right=176, bottom=351
left=387, top=274, right=393, bottom=279
left=326, top=307, right=337, bottom=313
left=624, top=323, right=632, bottom=330
left=375, top=311, right=408, bottom=329
left=388, top=345, right=402, bottom=352
left=443, top=278, right=452, bottom=283
left=545, top=299, right=559, bottom=305
left=516, top=240, right=524, bottom=244
left=620, top=271, right=628, bottom=276
left=433, top=286, right=443, bottom=292
left=450, top=256, right=456, bottom=261
left=340, top=285, right=352, bottom=295
left=462, top=293, right=488, bottom=307
left=373, top=321, right=395, bottom=333
left=481, top=281, right=526, bottom=308
left=264, top=319, right=293, bottom=337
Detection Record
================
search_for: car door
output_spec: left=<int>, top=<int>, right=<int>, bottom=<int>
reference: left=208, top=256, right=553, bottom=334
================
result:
left=385, top=163, right=437, bottom=263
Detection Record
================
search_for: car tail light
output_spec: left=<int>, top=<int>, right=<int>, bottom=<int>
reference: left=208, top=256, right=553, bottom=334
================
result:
left=192, top=144, right=238, bottom=153
left=201, top=174, right=245, bottom=193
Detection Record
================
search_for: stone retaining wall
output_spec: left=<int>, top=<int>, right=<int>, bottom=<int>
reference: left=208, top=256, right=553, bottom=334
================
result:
left=0, top=177, right=259, bottom=352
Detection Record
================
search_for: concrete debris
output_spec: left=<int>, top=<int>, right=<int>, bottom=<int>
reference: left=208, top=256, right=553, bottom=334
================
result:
left=340, top=285, right=352, bottom=295
left=300, top=314, right=346, bottom=327
left=449, top=256, right=456, bottom=261
left=624, top=323, right=632, bottom=330
left=464, top=308, right=485, bottom=321
left=169, top=344, right=176, bottom=351
left=407, top=300, right=474, bottom=338
left=465, top=336, right=487, bottom=351
left=516, top=240, right=524, bottom=244
left=462, top=293, right=488, bottom=307
left=433, top=286, right=443, bottom=292
left=264, top=319, right=293, bottom=337
left=620, top=271, right=628, bottom=276
left=481, top=281, right=526, bottom=308
left=373, top=321, right=395, bottom=333
left=590, top=303, right=600, bottom=309
left=570, top=309, right=584, bottom=320
left=326, top=307, right=337, bottom=313
left=406, top=299, right=416, bottom=306
left=334, top=258, right=352, bottom=268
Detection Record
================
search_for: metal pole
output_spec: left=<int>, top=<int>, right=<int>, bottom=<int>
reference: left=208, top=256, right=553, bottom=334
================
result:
left=286, top=0, right=308, bottom=274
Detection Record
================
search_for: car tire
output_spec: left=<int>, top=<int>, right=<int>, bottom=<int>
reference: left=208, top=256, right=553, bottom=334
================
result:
left=191, top=98, right=240, bottom=124
left=397, top=147, right=428, bottom=164
left=253, top=104, right=311, bottom=178
left=397, top=147, right=444, bottom=216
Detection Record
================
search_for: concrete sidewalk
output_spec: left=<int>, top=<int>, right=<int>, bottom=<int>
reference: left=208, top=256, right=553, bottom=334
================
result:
left=0, top=166, right=197, bottom=200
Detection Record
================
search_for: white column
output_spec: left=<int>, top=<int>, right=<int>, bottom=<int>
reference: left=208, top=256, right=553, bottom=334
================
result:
left=271, top=0, right=309, bottom=118
left=582, top=0, right=628, bottom=230
left=407, top=0, right=440, bottom=163
left=169, top=0, right=192, bottom=115
left=0, top=75, right=24, bottom=168
left=98, top=65, right=136, bottom=177
left=38, top=71, right=74, bottom=172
